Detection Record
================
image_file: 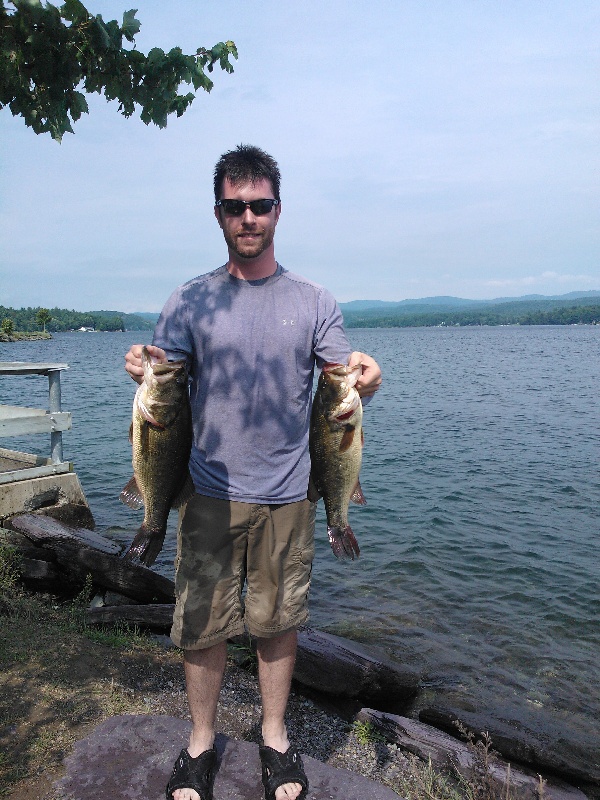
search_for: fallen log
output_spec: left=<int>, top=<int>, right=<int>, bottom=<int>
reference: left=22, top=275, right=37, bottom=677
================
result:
left=357, top=709, right=589, bottom=800
left=9, top=514, right=174, bottom=604
left=0, top=528, right=56, bottom=561
left=294, top=626, right=420, bottom=706
left=19, top=557, right=62, bottom=590
left=86, top=603, right=175, bottom=632
left=419, top=706, right=598, bottom=790
left=8, top=514, right=122, bottom=555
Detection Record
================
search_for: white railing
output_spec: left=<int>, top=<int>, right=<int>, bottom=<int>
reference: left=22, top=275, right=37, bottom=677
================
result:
left=0, top=362, right=72, bottom=485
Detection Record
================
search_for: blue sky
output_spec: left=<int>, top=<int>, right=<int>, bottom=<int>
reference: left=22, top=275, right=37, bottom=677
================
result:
left=1, top=1, right=598, bottom=312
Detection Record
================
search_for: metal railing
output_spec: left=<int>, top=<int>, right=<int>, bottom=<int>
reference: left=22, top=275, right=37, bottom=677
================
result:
left=0, top=362, right=72, bottom=484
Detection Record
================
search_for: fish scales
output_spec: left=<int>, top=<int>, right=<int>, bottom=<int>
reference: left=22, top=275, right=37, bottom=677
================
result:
left=309, top=362, right=365, bottom=560
left=120, top=347, right=193, bottom=566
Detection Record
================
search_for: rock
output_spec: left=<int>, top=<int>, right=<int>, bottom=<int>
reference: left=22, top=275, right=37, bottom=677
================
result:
left=53, top=714, right=403, bottom=800
left=358, top=708, right=590, bottom=800
left=294, top=626, right=420, bottom=706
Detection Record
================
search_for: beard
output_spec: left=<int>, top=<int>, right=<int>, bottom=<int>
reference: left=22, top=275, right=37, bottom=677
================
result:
left=222, top=222, right=276, bottom=260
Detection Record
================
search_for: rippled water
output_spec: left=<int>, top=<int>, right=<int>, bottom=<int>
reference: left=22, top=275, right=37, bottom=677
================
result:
left=2, top=326, right=599, bottom=767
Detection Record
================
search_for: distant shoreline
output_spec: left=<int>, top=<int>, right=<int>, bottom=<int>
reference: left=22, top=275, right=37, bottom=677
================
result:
left=0, top=332, right=52, bottom=342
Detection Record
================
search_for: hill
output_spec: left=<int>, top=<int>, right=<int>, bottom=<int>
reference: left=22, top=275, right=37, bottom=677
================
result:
left=340, top=291, right=600, bottom=328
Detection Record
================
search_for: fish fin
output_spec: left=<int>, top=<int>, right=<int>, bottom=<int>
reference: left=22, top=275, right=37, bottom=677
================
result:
left=339, top=425, right=355, bottom=452
left=361, top=428, right=364, bottom=447
left=172, top=472, right=195, bottom=510
left=128, top=421, right=133, bottom=445
left=123, top=524, right=165, bottom=567
left=328, top=525, right=360, bottom=560
left=307, top=473, right=322, bottom=502
left=350, top=480, right=367, bottom=506
left=119, top=476, right=144, bottom=510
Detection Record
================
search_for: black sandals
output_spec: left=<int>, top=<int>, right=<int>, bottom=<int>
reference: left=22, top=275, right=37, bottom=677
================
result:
left=259, top=744, right=309, bottom=800
left=165, top=747, right=218, bottom=800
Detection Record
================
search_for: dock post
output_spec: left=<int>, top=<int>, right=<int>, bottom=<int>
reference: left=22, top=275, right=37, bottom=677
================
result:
left=48, top=369, right=64, bottom=464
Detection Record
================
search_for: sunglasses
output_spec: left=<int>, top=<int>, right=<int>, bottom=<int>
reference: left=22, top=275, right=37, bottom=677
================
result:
left=215, top=198, right=280, bottom=216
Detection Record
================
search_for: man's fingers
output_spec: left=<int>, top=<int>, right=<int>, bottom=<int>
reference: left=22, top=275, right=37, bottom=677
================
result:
left=349, top=351, right=382, bottom=397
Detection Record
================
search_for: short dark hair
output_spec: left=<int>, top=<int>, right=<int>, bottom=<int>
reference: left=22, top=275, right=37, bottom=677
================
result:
left=213, top=144, right=281, bottom=202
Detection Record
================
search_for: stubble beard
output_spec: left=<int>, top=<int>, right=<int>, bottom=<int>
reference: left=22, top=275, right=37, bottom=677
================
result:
left=224, top=224, right=276, bottom=260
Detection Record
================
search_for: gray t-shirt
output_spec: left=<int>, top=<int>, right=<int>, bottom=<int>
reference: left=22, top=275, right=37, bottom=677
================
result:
left=153, top=264, right=351, bottom=503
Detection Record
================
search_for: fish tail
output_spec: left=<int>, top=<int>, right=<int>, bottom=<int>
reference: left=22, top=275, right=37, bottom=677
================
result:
left=327, top=525, right=360, bottom=560
left=123, top=524, right=165, bottom=567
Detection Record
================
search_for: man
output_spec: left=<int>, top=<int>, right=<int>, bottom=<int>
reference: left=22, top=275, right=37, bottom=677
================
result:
left=125, top=145, right=381, bottom=800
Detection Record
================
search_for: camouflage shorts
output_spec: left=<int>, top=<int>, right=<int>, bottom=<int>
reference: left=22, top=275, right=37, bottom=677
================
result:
left=170, top=494, right=316, bottom=650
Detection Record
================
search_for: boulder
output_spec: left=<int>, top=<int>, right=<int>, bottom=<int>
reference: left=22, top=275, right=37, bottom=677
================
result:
left=54, top=714, right=403, bottom=800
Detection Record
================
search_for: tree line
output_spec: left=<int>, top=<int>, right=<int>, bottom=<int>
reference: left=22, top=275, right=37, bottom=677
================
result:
left=343, top=304, right=600, bottom=328
left=0, top=306, right=155, bottom=332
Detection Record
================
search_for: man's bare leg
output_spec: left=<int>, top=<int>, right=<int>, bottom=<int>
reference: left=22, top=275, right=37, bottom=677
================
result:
left=171, top=640, right=227, bottom=800
left=257, top=629, right=303, bottom=800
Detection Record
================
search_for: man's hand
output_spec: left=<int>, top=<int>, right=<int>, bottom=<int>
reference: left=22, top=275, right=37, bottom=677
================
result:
left=124, top=344, right=167, bottom=385
left=349, top=351, right=382, bottom=398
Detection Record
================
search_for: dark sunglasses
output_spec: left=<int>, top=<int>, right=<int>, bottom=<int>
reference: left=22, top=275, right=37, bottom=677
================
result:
left=215, top=198, right=280, bottom=216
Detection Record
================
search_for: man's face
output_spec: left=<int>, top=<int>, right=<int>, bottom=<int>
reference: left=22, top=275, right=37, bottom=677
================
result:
left=215, top=177, right=281, bottom=260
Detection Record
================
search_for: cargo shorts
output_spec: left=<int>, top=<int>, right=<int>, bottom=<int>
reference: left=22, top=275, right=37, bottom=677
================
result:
left=170, top=494, right=316, bottom=650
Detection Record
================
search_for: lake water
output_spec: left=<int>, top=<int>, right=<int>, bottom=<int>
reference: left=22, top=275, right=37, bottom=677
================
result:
left=1, top=326, right=599, bottom=773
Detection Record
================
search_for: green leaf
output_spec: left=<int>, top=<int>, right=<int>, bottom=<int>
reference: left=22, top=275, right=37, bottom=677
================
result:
left=146, top=47, right=165, bottom=67
left=60, top=0, right=89, bottom=24
left=92, top=15, right=111, bottom=49
left=69, top=90, right=88, bottom=120
left=121, top=9, right=140, bottom=42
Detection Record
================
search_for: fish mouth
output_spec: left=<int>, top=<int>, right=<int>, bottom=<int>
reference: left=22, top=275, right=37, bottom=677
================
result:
left=322, top=362, right=362, bottom=386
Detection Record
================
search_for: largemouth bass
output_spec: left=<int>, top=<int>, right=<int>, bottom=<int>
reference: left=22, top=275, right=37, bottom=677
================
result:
left=309, top=362, right=365, bottom=560
left=120, top=347, right=193, bottom=566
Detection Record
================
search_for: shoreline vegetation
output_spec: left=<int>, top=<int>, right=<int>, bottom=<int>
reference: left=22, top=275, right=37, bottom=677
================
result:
left=1, top=293, right=599, bottom=338
left=0, top=332, right=52, bottom=342
left=0, top=555, right=559, bottom=800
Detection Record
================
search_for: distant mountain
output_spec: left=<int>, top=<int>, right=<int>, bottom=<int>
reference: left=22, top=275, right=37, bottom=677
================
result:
left=91, top=311, right=154, bottom=331
left=132, top=312, right=161, bottom=324
left=339, top=291, right=600, bottom=328
left=339, top=290, right=600, bottom=314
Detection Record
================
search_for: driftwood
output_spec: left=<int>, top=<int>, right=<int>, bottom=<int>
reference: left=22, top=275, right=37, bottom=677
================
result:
left=294, top=626, right=420, bottom=705
left=8, top=514, right=174, bottom=604
left=419, top=706, right=598, bottom=789
left=8, top=514, right=122, bottom=554
left=0, top=527, right=56, bottom=560
left=228, top=627, right=420, bottom=708
left=87, top=603, right=175, bottom=631
left=357, top=709, right=589, bottom=800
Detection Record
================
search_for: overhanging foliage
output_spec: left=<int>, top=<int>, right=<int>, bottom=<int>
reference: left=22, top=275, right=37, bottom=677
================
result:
left=0, top=0, right=237, bottom=140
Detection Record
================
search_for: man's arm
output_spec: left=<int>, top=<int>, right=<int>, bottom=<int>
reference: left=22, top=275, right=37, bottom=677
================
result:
left=349, top=351, right=382, bottom=398
left=124, top=344, right=168, bottom=385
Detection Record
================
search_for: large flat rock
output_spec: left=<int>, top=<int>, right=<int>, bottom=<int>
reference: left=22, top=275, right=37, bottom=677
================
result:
left=54, top=715, right=403, bottom=800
